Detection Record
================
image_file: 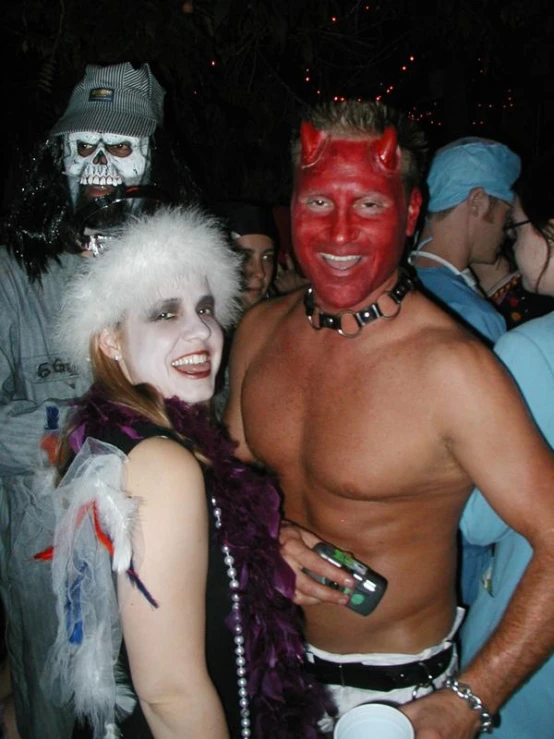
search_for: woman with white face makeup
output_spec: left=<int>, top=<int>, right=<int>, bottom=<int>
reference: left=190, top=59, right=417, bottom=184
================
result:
left=27, top=207, right=326, bottom=739
left=461, top=155, right=554, bottom=738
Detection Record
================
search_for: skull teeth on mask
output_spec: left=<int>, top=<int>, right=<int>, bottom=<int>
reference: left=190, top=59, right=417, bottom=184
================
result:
left=63, top=131, right=151, bottom=205
left=79, top=162, right=123, bottom=187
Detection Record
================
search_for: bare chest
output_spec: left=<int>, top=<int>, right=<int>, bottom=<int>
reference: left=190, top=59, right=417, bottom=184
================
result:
left=241, top=324, right=462, bottom=502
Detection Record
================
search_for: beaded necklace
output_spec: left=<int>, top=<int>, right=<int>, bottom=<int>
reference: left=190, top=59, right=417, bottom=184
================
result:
left=211, top=497, right=251, bottom=736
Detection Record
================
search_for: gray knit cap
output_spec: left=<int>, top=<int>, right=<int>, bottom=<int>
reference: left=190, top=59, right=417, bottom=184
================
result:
left=51, top=62, right=165, bottom=138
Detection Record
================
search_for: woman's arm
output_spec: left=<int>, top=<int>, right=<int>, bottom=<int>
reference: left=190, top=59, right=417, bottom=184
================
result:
left=117, top=436, right=229, bottom=739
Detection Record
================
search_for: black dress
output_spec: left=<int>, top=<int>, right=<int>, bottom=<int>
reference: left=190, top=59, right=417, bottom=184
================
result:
left=72, top=421, right=243, bottom=739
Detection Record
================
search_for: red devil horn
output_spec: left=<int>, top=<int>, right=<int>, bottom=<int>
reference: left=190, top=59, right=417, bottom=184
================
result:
left=299, top=121, right=329, bottom=167
left=370, top=126, right=400, bottom=172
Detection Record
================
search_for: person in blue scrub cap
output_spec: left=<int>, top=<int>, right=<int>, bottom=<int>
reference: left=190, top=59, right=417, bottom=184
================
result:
left=410, top=137, right=521, bottom=344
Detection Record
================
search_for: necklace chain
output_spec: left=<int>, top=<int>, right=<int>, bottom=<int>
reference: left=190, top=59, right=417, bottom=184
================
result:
left=211, top=497, right=252, bottom=738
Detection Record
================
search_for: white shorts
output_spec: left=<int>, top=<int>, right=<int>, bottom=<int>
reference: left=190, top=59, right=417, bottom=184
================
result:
left=306, top=607, right=465, bottom=733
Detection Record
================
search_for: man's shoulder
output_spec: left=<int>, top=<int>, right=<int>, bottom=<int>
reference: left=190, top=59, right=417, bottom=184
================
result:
left=407, top=294, right=497, bottom=375
left=239, top=289, right=304, bottom=331
left=409, top=288, right=473, bottom=336
left=230, top=291, right=303, bottom=368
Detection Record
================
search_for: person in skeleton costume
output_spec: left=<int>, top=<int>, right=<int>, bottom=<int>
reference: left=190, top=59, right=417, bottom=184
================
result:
left=3, top=62, right=197, bottom=276
left=0, top=62, right=195, bottom=739
left=224, top=100, right=554, bottom=737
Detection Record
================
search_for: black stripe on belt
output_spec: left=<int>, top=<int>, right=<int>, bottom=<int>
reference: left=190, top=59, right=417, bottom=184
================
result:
left=305, top=644, right=454, bottom=692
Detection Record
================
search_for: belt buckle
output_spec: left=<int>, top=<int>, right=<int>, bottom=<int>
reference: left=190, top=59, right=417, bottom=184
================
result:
left=411, top=659, right=437, bottom=700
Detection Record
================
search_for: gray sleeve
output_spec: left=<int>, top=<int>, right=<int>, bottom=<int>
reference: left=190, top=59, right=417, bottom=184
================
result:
left=0, top=260, right=73, bottom=475
left=0, top=372, right=73, bottom=475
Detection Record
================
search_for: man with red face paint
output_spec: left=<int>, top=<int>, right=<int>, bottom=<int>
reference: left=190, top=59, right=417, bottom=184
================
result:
left=224, top=101, right=554, bottom=738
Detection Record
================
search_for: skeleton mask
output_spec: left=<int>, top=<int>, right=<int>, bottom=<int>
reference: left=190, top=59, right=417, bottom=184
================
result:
left=63, top=131, right=150, bottom=205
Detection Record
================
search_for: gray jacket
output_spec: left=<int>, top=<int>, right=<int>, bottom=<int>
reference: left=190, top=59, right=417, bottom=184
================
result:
left=0, top=248, right=92, bottom=739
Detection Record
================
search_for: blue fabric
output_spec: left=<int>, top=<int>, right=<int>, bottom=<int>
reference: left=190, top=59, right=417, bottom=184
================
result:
left=416, top=266, right=506, bottom=344
left=461, top=312, right=554, bottom=738
left=427, top=138, right=521, bottom=213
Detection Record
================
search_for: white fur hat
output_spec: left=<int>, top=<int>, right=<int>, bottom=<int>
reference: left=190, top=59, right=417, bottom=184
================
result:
left=58, top=205, right=242, bottom=374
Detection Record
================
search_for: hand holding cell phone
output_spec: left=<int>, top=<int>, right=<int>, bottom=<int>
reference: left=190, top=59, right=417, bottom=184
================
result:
left=303, top=542, right=388, bottom=616
left=280, top=523, right=357, bottom=607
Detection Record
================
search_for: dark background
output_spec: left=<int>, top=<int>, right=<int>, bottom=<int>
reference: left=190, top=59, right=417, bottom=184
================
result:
left=1, top=0, right=553, bottom=206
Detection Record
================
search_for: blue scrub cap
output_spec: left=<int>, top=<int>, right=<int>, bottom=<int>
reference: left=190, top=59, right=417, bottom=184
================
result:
left=427, top=137, right=521, bottom=213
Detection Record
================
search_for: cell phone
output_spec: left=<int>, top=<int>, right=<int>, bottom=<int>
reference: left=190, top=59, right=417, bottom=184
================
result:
left=303, top=542, right=388, bottom=617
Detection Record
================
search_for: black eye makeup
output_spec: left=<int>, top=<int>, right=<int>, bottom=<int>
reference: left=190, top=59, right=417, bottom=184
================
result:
left=146, top=298, right=182, bottom=322
left=197, top=295, right=215, bottom=316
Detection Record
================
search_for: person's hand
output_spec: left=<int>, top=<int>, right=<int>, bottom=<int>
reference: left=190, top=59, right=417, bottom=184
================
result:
left=400, top=688, right=482, bottom=739
left=279, top=521, right=355, bottom=607
left=274, top=256, right=309, bottom=295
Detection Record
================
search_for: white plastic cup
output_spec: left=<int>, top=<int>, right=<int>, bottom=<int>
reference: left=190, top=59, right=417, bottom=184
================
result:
left=333, top=703, right=415, bottom=739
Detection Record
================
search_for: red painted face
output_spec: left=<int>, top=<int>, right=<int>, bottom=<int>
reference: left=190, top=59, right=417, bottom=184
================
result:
left=292, top=124, right=422, bottom=311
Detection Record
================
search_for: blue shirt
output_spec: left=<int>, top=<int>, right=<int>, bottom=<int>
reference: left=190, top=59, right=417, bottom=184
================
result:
left=415, top=265, right=506, bottom=344
left=461, top=312, right=554, bottom=738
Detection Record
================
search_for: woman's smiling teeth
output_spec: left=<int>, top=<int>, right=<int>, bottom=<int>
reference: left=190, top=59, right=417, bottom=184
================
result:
left=171, top=352, right=209, bottom=368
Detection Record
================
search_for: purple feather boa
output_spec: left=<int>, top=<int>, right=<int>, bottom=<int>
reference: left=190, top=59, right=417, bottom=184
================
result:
left=68, top=384, right=333, bottom=738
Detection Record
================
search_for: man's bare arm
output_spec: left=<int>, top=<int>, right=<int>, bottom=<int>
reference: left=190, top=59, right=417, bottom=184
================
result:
left=404, top=340, right=554, bottom=737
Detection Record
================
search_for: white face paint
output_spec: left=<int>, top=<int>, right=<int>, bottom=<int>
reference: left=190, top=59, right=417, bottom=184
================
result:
left=63, top=131, right=150, bottom=204
left=117, top=276, right=224, bottom=405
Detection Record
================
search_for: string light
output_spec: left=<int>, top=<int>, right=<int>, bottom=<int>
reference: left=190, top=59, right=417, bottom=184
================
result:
left=294, top=43, right=517, bottom=133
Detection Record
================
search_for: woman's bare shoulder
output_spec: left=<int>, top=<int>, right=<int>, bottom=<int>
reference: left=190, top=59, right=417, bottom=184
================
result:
left=126, top=435, right=205, bottom=502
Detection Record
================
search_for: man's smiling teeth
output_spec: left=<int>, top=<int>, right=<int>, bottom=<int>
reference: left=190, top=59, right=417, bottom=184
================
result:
left=321, top=253, right=361, bottom=267
left=171, top=353, right=209, bottom=367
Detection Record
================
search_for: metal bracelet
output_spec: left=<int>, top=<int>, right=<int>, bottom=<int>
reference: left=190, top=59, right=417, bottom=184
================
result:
left=444, top=677, right=495, bottom=733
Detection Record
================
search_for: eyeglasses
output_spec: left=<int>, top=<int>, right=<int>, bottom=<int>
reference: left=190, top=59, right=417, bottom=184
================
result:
left=504, top=218, right=530, bottom=241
